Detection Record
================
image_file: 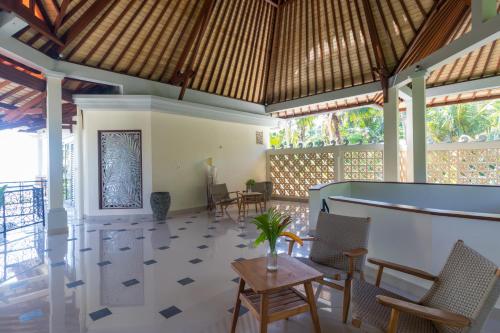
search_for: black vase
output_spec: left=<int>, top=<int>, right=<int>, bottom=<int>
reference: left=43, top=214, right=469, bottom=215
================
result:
left=150, top=192, right=171, bottom=221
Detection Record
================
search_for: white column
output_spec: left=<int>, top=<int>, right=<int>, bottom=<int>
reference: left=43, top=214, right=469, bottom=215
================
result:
left=36, top=131, right=45, bottom=178
left=472, top=0, right=497, bottom=30
left=383, top=87, right=400, bottom=181
left=74, top=107, right=84, bottom=220
left=45, top=70, right=68, bottom=234
left=406, top=71, right=428, bottom=183
left=47, top=234, right=67, bottom=333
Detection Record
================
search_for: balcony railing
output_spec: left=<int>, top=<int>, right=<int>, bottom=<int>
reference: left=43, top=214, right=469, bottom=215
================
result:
left=267, top=141, right=500, bottom=199
left=1, top=180, right=46, bottom=236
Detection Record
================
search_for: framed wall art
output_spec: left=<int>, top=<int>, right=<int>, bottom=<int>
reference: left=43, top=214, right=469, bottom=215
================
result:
left=98, top=130, right=143, bottom=209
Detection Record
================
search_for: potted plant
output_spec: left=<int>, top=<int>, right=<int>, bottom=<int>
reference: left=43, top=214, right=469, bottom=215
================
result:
left=252, top=209, right=303, bottom=271
left=245, top=179, right=256, bottom=192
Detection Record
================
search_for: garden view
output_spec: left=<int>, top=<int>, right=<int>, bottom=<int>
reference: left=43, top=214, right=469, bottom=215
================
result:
left=270, top=99, right=500, bottom=148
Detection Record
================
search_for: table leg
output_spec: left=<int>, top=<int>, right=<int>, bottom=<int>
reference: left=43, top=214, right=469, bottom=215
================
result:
left=260, top=293, right=269, bottom=333
left=230, top=279, right=246, bottom=333
left=304, top=281, right=321, bottom=333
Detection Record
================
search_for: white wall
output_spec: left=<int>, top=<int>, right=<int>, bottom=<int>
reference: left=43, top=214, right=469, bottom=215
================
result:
left=82, top=110, right=153, bottom=217
left=80, top=108, right=268, bottom=216
left=151, top=112, right=268, bottom=211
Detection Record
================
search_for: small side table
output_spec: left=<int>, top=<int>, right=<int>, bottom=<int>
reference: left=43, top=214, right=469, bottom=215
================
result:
left=230, top=255, right=323, bottom=333
left=238, top=192, right=266, bottom=218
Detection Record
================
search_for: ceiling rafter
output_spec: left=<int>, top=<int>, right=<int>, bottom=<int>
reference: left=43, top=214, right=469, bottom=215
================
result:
left=394, top=0, right=470, bottom=73
left=96, top=1, right=148, bottom=68
left=0, top=0, right=63, bottom=46
left=65, top=0, right=120, bottom=60
left=0, top=61, right=73, bottom=102
left=110, top=0, right=163, bottom=72
left=58, top=0, right=114, bottom=54
left=360, top=0, right=390, bottom=101
left=53, top=0, right=70, bottom=31
left=169, top=0, right=217, bottom=100
left=146, top=0, right=190, bottom=80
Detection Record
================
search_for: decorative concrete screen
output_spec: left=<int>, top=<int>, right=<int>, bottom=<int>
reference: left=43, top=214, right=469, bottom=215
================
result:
left=343, top=150, right=384, bottom=181
left=427, top=143, right=500, bottom=185
left=268, top=151, right=335, bottom=198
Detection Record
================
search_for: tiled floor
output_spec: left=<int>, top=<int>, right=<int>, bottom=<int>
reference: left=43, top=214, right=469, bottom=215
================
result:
left=0, top=201, right=498, bottom=333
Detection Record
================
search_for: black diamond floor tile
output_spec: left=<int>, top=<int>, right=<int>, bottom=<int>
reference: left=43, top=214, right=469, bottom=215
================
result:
left=122, top=279, right=140, bottom=287
left=159, top=306, right=182, bottom=319
left=89, top=308, right=112, bottom=321
left=177, top=277, right=195, bottom=286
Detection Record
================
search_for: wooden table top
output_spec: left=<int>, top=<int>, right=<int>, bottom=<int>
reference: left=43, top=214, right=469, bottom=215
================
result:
left=231, top=255, right=323, bottom=293
left=241, top=191, right=263, bottom=196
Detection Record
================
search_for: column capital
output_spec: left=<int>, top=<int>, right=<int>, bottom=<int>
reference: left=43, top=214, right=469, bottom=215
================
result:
left=409, top=68, right=428, bottom=80
left=44, top=70, right=65, bottom=80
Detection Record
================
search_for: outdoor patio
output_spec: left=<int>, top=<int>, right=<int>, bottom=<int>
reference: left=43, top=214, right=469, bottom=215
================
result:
left=0, top=0, right=499, bottom=332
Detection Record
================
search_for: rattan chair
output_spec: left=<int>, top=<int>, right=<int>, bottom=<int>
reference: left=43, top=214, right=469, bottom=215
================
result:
left=210, top=184, right=239, bottom=216
left=288, top=211, right=371, bottom=323
left=352, top=240, right=500, bottom=333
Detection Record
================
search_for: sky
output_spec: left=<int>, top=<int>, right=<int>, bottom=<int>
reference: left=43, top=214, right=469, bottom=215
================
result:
left=0, top=130, right=41, bottom=182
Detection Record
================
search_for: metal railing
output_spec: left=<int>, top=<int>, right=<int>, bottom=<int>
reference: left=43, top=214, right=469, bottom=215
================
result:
left=1, top=180, right=46, bottom=236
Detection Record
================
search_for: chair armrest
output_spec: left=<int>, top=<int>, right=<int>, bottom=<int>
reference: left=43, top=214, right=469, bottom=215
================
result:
left=377, top=296, right=471, bottom=328
left=343, top=248, right=368, bottom=276
left=343, top=248, right=368, bottom=257
left=368, top=258, right=437, bottom=284
left=286, top=237, right=316, bottom=255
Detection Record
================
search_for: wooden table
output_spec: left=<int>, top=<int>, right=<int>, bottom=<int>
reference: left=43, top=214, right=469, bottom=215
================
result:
left=238, top=192, right=266, bottom=218
left=230, top=255, right=323, bottom=333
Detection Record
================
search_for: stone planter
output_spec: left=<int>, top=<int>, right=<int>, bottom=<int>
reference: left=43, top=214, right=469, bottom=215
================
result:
left=150, top=192, right=171, bottom=221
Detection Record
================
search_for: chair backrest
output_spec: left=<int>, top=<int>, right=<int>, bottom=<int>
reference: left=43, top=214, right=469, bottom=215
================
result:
left=253, top=182, right=268, bottom=199
left=421, top=240, right=500, bottom=333
left=309, top=212, right=371, bottom=272
left=211, top=184, right=230, bottom=202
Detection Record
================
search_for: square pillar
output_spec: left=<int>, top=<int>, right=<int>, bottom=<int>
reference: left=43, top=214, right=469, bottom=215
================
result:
left=406, top=71, right=428, bottom=183
left=383, top=86, right=400, bottom=181
left=45, top=70, right=68, bottom=234
left=74, top=107, right=84, bottom=220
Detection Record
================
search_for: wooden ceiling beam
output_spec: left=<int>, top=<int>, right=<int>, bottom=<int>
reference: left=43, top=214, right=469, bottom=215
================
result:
left=59, top=0, right=113, bottom=54
left=54, top=0, right=70, bottom=31
left=360, top=0, right=390, bottom=101
left=169, top=0, right=217, bottom=100
left=394, top=0, right=470, bottom=74
left=0, top=0, right=63, bottom=46
left=0, top=62, right=73, bottom=102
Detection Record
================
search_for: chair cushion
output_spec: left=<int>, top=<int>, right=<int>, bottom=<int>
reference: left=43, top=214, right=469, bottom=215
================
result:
left=294, top=256, right=348, bottom=281
left=352, top=280, right=437, bottom=333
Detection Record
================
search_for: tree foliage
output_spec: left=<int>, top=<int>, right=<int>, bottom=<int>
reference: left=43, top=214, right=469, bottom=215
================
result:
left=270, top=100, right=500, bottom=148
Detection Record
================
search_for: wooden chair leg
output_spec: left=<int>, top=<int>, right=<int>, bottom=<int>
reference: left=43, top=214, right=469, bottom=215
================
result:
left=260, top=293, right=269, bottom=333
left=304, top=281, right=322, bottom=333
left=342, top=279, right=352, bottom=324
left=352, top=317, right=362, bottom=328
left=230, top=279, right=246, bottom=333
left=387, top=309, right=400, bottom=333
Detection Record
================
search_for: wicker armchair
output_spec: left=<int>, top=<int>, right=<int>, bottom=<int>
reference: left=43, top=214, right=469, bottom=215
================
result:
left=352, top=240, right=500, bottom=333
left=288, top=211, right=371, bottom=323
left=210, top=184, right=239, bottom=216
left=251, top=181, right=273, bottom=201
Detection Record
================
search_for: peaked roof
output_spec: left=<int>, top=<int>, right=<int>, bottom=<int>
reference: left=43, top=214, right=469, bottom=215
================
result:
left=1, top=0, right=498, bottom=117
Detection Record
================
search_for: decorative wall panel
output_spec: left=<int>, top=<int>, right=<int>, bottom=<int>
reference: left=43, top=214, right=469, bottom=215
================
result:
left=269, top=152, right=335, bottom=198
left=98, top=130, right=143, bottom=209
left=343, top=151, right=384, bottom=181
left=427, top=148, right=500, bottom=185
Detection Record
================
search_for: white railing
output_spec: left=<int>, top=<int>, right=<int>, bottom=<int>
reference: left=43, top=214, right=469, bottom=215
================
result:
left=267, top=141, right=500, bottom=199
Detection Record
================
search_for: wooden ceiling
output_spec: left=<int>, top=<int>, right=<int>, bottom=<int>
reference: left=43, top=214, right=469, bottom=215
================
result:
left=0, top=55, right=114, bottom=131
left=0, top=0, right=498, bottom=120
